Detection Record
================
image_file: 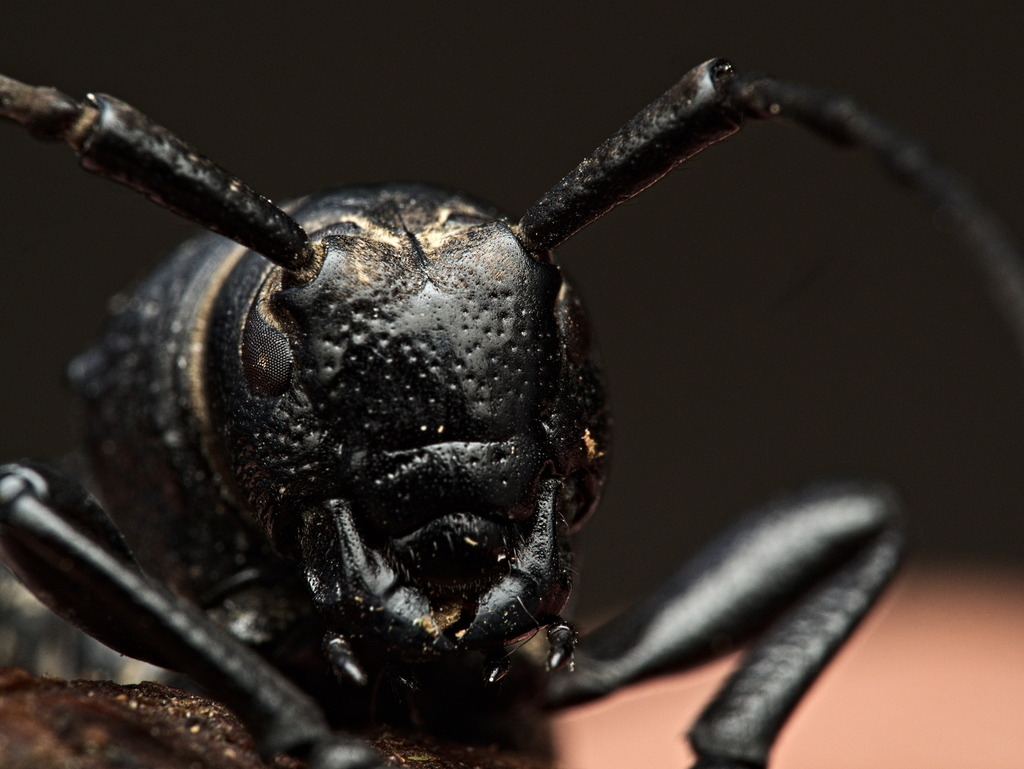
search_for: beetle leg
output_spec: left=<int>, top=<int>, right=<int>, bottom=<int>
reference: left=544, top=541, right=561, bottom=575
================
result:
left=0, top=461, right=388, bottom=768
left=685, top=524, right=902, bottom=769
left=545, top=482, right=903, bottom=768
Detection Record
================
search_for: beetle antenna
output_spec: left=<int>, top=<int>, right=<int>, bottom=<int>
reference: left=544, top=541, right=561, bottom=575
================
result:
left=518, top=60, right=742, bottom=254
left=726, top=72, right=1024, bottom=357
left=518, top=59, right=1024, bottom=356
left=0, top=74, right=321, bottom=279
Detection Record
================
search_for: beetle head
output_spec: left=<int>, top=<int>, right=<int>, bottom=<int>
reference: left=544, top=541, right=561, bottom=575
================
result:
left=207, top=185, right=607, bottom=663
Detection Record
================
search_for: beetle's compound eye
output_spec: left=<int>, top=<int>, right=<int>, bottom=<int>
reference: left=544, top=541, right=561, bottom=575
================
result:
left=315, top=220, right=363, bottom=237
left=241, top=288, right=293, bottom=397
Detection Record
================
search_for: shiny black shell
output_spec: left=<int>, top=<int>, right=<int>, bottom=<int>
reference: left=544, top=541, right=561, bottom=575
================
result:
left=68, top=184, right=608, bottom=675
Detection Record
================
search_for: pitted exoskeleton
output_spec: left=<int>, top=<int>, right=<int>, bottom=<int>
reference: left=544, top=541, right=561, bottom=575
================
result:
left=1, top=60, right=1021, bottom=768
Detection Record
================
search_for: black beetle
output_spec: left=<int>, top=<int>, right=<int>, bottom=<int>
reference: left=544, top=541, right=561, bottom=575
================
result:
left=1, top=58, right=1021, bottom=769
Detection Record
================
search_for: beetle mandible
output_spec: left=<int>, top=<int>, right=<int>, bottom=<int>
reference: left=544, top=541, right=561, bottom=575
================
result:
left=1, top=59, right=1021, bottom=768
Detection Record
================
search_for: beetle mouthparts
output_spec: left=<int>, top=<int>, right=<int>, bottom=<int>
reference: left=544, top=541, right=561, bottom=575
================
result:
left=390, top=513, right=513, bottom=589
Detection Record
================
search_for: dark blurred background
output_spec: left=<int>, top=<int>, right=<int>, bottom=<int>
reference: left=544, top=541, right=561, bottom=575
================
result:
left=1, top=3, right=1021, bottom=621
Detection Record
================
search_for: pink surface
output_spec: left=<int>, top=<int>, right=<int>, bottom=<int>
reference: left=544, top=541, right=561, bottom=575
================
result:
left=553, top=568, right=1024, bottom=769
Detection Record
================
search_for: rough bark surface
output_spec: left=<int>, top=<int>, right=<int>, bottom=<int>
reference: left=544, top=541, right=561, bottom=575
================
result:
left=0, top=668, right=557, bottom=769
